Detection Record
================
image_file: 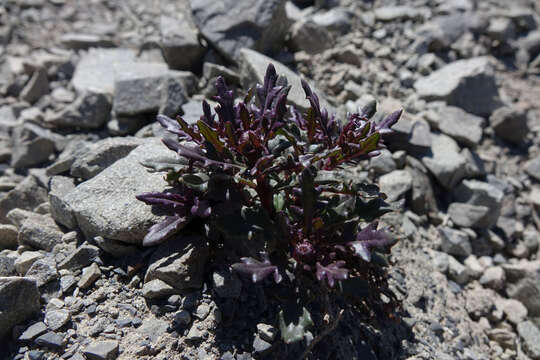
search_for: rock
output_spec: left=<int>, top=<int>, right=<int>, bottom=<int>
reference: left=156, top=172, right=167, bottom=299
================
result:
left=257, top=323, right=277, bottom=342
left=18, top=214, right=64, bottom=252
left=407, top=166, right=438, bottom=215
left=439, top=227, right=471, bottom=257
left=84, top=340, right=119, bottom=360
left=212, top=271, right=242, bottom=299
left=26, top=256, right=58, bottom=287
left=448, top=203, right=490, bottom=229
left=58, top=245, right=100, bottom=271
left=60, top=33, right=115, bottom=50
left=46, top=138, right=93, bottom=176
left=465, top=286, right=495, bottom=320
left=464, top=255, right=484, bottom=279
left=71, top=48, right=137, bottom=94
left=525, top=156, right=540, bottom=182
left=107, top=115, right=148, bottom=136
left=384, top=117, right=432, bottom=156
left=20, top=67, right=49, bottom=104
left=0, top=276, right=40, bottom=338
left=159, top=71, right=190, bottom=118
left=487, top=18, right=516, bottom=43
left=374, top=6, right=421, bottom=22
left=447, top=255, right=468, bottom=284
left=504, top=260, right=540, bottom=315
left=289, top=20, right=333, bottom=54
left=78, top=263, right=101, bottom=289
left=378, top=169, right=413, bottom=202
left=93, top=236, right=138, bottom=257
left=414, top=57, right=501, bottom=116
left=252, top=335, right=272, bottom=354
left=312, top=7, right=353, bottom=33
left=112, top=63, right=170, bottom=116
left=0, top=255, right=15, bottom=276
left=486, top=328, right=516, bottom=350
left=239, top=48, right=331, bottom=112
left=0, top=224, right=18, bottom=249
left=35, top=331, right=66, bottom=350
left=45, top=91, right=111, bottom=129
left=436, top=106, right=484, bottom=147
left=173, top=310, right=192, bottom=327
left=498, top=298, right=527, bottom=325
left=18, top=322, right=47, bottom=342
left=479, top=266, right=505, bottom=290
left=516, top=31, right=540, bottom=66
left=70, top=137, right=144, bottom=180
left=369, top=149, right=396, bottom=175
left=61, top=139, right=170, bottom=244
left=422, top=133, right=467, bottom=189
left=190, top=0, right=288, bottom=62
left=11, top=123, right=58, bottom=169
left=142, top=279, right=176, bottom=299
left=14, top=251, right=44, bottom=275
left=518, top=321, right=540, bottom=359
left=48, top=176, right=77, bottom=229
left=45, top=309, right=70, bottom=331
left=489, top=106, right=529, bottom=144
left=453, top=180, right=504, bottom=228
left=145, top=234, right=209, bottom=291
left=159, top=14, right=205, bottom=70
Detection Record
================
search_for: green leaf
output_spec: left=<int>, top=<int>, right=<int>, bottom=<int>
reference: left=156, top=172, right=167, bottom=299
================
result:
left=279, top=307, right=314, bottom=344
left=360, top=132, right=381, bottom=153
left=197, top=120, right=225, bottom=153
left=273, top=192, right=285, bottom=212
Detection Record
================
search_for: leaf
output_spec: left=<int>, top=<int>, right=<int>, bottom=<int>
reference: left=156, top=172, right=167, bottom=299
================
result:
left=197, top=120, right=225, bottom=153
left=231, top=257, right=282, bottom=283
left=316, top=261, right=348, bottom=287
left=135, top=192, right=189, bottom=212
left=348, top=222, right=392, bottom=262
left=156, top=114, right=183, bottom=135
left=181, top=173, right=209, bottom=192
left=273, top=192, right=285, bottom=212
left=143, top=216, right=188, bottom=246
left=376, top=109, right=403, bottom=134
left=300, top=167, right=317, bottom=234
left=279, top=307, right=314, bottom=344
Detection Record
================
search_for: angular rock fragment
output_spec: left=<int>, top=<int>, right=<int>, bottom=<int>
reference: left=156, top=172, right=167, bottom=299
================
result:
left=0, top=276, right=41, bottom=338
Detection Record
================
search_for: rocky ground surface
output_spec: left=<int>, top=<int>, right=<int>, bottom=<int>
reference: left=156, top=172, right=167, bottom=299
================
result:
left=1, top=0, right=540, bottom=359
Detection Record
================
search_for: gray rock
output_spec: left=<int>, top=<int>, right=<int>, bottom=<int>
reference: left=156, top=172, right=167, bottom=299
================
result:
left=437, top=106, right=484, bottom=147
left=142, top=279, right=176, bottom=299
left=0, top=255, right=15, bottom=276
left=499, top=299, right=527, bottom=325
left=489, top=106, right=529, bottom=144
left=93, top=236, right=138, bottom=257
left=11, top=122, right=58, bottom=169
left=212, top=271, right=242, bottom=299
left=0, top=276, right=41, bottom=338
left=159, top=71, right=190, bottom=118
left=58, top=245, right=100, bottom=271
left=18, top=322, right=47, bottom=342
left=113, top=63, right=170, bottom=116
left=516, top=31, right=540, bottom=66
left=45, top=309, right=71, bottom=331
left=385, top=117, right=432, bottom=157
left=239, top=48, right=332, bottom=112
left=518, top=321, right=540, bottom=359
left=378, top=170, right=413, bottom=202
left=465, top=286, right=496, bottom=320
left=190, top=0, right=288, bottom=62
left=107, top=115, right=149, bottom=136
left=26, top=256, right=58, bottom=287
left=48, top=176, right=77, bottom=229
left=71, top=48, right=137, bottom=94
left=45, top=91, right=111, bottom=129
left=78, top=263, right=101, bottom=289
left=525, top=156, right=540, bottom=182
left=464, top=255, right=484, bottom=279
left=289, top=20, right=333, bottom=54
left=61, top=140, right=170, bottom=244
left=312, top=7, right=353, bottom=33
left=447, top=255, right=468, bottom=284
left=18, top=214, right=64, bottom=252
left=453, top=180, right=504, bottom=228
left=486, top=328, right=516, bottom=350
left=173, top=310, right=192, bottom=327
left=439, top=227, right=471, bottom=257
left=84, top=340, right=119, bottom=360
left=448, top=203, right=490, bottom=229
left=369, top=149, right=396, bottom=175
left=408, top=166, right=438, bottom=215
left=20, top=67, right=49, bottom=104
left=504, top=260, right=540, bottom=315
left=422, top=133, right=467, bottom=189
left=257, top=323, right=277, bottom=342
left=60, top=33, right=115, bottom=50
left=35, top=331, right=66, bottom=350
left=46, top=138, right=93, bottom=176
left=0, top=224, right=18, bottom=249
left=414, top=57, right=501, bottom=116
left=479, top=266, right=505, bottom=290
left=252, top=335, right=272, bottom=354
left=487, top=17, right=516, bottom=43
left=374, top=6, right=422, bottom=22
left=14, top=251, right=44, bottom=275
left=160, top=14, right=205, bottom=71
left=145, top=234, right=209, bottom=290
left=70, top=137, right=145, bottom=180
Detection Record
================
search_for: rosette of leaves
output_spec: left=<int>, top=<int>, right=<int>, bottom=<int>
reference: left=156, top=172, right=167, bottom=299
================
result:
left=137, top=64, right=402, bottom=344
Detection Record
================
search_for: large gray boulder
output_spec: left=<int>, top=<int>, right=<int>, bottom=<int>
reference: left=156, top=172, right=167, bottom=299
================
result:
left=414, top=57, right=501, bottom=116
left=0, top=175, right=47, bottom=223
left=452, top=179, right=504, bottom=228
left=60, top=139, right=171, bottom=244
left=0, top=277, right=41, bottom=338
left=422, top=133, right=467, bottom=189
left=191, top=0, right=288, bottom=62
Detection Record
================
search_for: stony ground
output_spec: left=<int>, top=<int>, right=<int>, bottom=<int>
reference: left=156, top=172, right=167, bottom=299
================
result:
left=1, top=0, right=540, bottom=359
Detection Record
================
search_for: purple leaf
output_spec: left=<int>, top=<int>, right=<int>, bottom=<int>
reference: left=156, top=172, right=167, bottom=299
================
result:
left=143, top=216, right=188, bottom=246
left=156, top=114, right=184, bottom=135
left=316, top=261, right=348, bottom=287
left=231, top=257, right=282, bottom=284
left=136, top=192, right=189, bottom=213
left=376, top=109, right=402, bottom=134
left=348, top=222, right=392, bottom=262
